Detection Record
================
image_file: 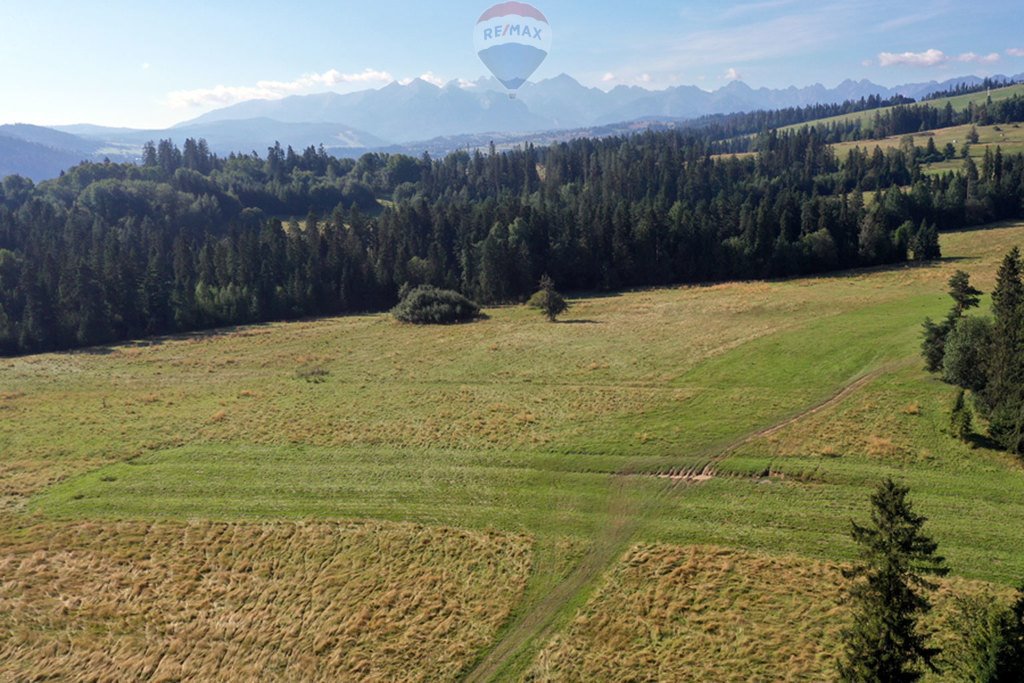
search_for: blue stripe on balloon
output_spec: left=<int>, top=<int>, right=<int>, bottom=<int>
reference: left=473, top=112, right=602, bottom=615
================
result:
left=477, top=43, right=548, bottom=91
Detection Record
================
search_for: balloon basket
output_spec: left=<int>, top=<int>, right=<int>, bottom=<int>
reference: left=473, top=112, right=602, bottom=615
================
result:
left=509, top=93, right=517, bottom=100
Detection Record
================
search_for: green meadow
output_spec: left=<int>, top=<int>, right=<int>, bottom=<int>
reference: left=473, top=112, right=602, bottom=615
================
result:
left=4, top=223, right=1024, bottom=680
left=779, top=82, right=1024, bottom=132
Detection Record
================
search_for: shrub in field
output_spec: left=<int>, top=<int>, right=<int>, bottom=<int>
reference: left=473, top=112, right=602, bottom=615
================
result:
left=528, top=275, right=569, bottom=322
left=295, top=365, right=330, bottom=383
left=392, top=286, right=483, bottom=325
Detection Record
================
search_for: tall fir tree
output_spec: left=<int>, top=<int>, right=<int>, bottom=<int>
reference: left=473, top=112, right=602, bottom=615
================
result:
left=986, top=248, right=1024, bottom=453
left=839, top=479, right=949, bottom=682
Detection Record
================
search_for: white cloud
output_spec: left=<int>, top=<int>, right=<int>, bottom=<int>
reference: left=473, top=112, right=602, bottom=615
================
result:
left=957, top=52, right=1001, bottom=64
left=601, top=72, right=616, bottom=83
left=1007, top=48, right=1024, bottom=58
left=166, top=68, right=394, bottom=108
left=639, top=73, right=652, bottom=83
left=878, top=49, right=947, bottom=67
left=877, top=49, right=1000, bottom=68
left=725, top=67, right=743, bottom=80
left=141, top=62, right=151, bottom=71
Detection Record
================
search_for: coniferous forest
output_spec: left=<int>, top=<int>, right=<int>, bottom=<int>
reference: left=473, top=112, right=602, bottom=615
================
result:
left=2, top=117, right=1024, bottom=356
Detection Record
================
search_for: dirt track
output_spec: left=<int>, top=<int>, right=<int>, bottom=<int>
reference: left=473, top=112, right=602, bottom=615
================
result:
left=461, top=366, right=887, bottom=682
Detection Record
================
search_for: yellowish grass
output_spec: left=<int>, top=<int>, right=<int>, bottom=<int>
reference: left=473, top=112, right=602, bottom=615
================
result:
left=0, top=520, right=530, bottom=682
left=529, top=544, right=1008, bottom=682
left=530, top=545, right=847, bottom=681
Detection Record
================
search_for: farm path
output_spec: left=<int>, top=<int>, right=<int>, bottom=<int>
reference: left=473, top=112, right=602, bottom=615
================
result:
left=462, top=363, right=890, bottom=682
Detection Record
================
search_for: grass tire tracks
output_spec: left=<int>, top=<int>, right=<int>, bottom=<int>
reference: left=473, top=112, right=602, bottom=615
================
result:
left=462, top=476, right=651, bottom=683
left=655, top=363, right=900, bottom=482
left=462, top=363, right=891, bottom=682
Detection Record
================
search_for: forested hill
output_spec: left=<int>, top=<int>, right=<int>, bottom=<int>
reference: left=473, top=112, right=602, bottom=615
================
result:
left=2, top=115, right=1024, bottom=355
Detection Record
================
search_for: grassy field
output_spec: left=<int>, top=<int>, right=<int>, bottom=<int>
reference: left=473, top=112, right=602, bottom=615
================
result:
left=3, top=223, right=1024, bottom=679
left=830, top=122, right=1024, bottom=174
left=528, top=545, right=1007, bottom=682
left=0, top=520, right=531, bottom=681
left=779, top=83, right=1024, bottom=133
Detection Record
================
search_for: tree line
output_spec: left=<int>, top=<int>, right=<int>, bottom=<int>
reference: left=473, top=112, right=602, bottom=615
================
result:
left=922, top=77, right=1021, bottom=101
left=923, top=248, right=1024, bottom=456
left=2, top=121, right=1024, bottom=355
left=791, top=94, right=1024, bottom=145
left=680, top=93, right=915, bottom=144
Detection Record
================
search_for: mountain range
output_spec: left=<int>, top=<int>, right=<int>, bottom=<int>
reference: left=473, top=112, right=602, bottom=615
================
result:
left=2, top=73, right=1021, bottom=181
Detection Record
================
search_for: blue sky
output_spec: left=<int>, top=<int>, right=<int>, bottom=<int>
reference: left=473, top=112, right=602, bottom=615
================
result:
left=2, top=0, right=1022, bottom=129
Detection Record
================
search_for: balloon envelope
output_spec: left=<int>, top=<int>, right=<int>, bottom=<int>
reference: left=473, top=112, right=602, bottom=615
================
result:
left=474, top=2, right=551, bottom=91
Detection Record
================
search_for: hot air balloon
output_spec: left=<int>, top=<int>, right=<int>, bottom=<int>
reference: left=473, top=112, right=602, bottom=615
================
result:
left=474, top=2, right=551, bottom=98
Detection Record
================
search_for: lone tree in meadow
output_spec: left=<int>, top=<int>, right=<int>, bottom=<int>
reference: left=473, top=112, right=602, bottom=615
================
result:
left=529, top=275, right=568, bottom=322
left=839, top=479, right=949, bottom=682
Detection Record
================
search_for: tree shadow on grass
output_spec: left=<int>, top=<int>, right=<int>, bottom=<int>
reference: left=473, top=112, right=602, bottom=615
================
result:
left=966, top=431, right=1007, bottom=452
left=803, top=256, right=970, bottom=283
left=558, top=319, right=601, bottom=325
left=69, top=323, right=277, bottom=357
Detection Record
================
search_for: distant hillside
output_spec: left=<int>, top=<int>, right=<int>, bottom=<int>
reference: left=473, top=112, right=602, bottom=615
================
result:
left=64, top=119, right=387, bottom=157
left=0, top=133, right=90, bottom=181
left=778, top=83, right=1024, bottom=132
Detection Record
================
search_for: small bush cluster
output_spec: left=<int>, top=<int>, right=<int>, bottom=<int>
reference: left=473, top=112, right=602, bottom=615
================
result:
left=295, top=365, right=330, bottom=383
left=391, top=286, right=483, bottom=325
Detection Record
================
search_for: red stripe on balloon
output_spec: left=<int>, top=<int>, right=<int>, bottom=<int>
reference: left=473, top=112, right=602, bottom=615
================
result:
left=477, top=2, right=548, bottom=23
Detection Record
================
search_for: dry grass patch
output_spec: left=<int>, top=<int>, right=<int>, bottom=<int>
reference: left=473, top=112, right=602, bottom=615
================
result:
left=529, top=545, right=847, bottom=682
left=0, top=520, right=531, bottom=682
left=529, top=544, right=1010, bottom=682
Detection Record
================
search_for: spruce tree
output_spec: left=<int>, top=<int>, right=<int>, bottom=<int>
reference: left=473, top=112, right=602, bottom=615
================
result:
left=986, top=248, right=1024, bottom=453
left=910, top=221, right=941, bottom=261
left=948, top=270, right=983, bottom=317
left=839, top=479, right=949, bottom=682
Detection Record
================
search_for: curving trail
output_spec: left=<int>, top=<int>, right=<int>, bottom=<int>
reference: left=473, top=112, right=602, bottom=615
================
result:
left=461, top=366, right=888, bottom=682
